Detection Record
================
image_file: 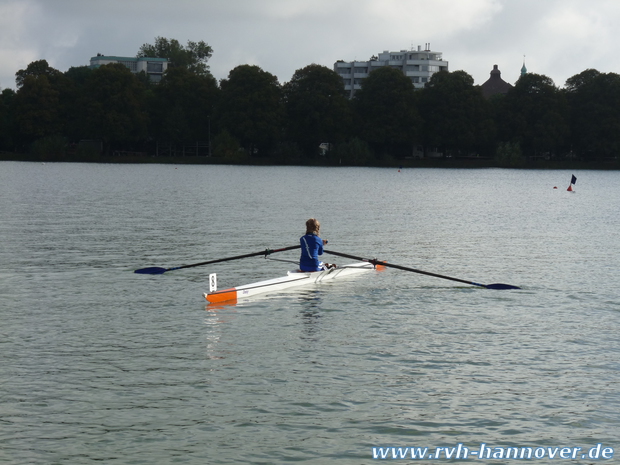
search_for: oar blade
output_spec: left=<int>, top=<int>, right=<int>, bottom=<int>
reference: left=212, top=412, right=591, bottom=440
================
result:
left=134, top=267, right=168, bottom=275
left=485, top=283, right=521, bottom=290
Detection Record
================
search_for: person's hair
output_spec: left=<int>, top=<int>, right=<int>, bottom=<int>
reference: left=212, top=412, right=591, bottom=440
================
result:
left=305, top=218, right=320, bottom=235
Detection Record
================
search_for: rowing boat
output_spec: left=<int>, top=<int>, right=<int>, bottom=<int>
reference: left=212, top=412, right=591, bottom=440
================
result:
left=204, top=262, right=384, bottom=304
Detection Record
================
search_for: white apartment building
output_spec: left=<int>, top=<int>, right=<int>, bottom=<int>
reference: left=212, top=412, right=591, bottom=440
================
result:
left=89, top=55, right=168, bottom=82
left=334, top=44, right=448, bottom=97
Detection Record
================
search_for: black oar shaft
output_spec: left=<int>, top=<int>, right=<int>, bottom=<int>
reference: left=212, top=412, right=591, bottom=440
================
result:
left=323, top=249, right=519, bottom=290
left=324, top=250, right=478, bottom=286
left=170, top=245, right=301, bottom=271
left=135, top=245, right=301, bottom=274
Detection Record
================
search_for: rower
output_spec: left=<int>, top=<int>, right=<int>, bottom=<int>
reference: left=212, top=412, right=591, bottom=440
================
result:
left=299, top=218, right=336, bottom=271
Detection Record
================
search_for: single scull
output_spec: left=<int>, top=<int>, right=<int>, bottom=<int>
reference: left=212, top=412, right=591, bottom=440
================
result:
left=204, top=262, right=384, bottom=304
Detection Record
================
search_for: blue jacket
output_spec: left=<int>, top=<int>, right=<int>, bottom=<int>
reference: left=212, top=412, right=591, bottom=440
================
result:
left=299, top=234, right=323, bottom=271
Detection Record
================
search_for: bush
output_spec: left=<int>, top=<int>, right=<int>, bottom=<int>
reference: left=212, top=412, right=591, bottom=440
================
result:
left=271, top=142, right=302, bottom=164
left=29, top=136, right=67, bottom=159
left=495, top=141, right=526, bottom=167
left=332, top=138, right=373, bottom=165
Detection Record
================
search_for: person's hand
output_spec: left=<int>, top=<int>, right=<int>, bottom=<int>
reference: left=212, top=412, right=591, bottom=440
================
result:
left=322, top=239, right=328, bottom=245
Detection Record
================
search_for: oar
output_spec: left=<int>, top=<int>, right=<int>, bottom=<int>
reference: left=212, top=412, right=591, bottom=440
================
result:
left=323, top=249, right=520, bottom=290
left=135, top=245, right=301, bottom=275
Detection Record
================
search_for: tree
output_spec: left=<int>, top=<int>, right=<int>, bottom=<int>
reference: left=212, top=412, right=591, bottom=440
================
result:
left=64, top=66, right=93, bottom=87
left=61, top=66, right=94, bottom=142
left=0, top=88, right=16, bottom=150
left=498, top=73, right=568, bottom=158
left=218, top=65, right=283, bottom=156
left=564, top=69, right=620, bottom=160
left=352, top=66, right=420, bottom=158
left=15, top=59, right=64, bottom=89
left=419, top=70, right=494, bottom=156
left=12, top=60, right=69, bottom=148
left=283, top=64, right=353, bottom=158
left=13, top=74, right=63, bottom=144
left=80, top=63, right=148, bottom=151
left=150, top=67, right=220, bottom=147
left=137, top=37, right=213, bottom=76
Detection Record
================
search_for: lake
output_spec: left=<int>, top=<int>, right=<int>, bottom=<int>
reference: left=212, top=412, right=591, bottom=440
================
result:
left=1, top=162, right=618, bottom=464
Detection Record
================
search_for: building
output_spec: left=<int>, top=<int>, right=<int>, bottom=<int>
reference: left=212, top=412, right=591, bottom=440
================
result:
left=89, top=55, right=168, bottom=82
left=334, top=44, right=449, bottom=97
left=480, top=65, right=513, bottom=99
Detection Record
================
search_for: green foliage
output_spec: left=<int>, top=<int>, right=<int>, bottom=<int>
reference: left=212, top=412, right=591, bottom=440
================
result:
left=564, top=69, right=620, bottom=160
left=498, top=73, right=569, bottom=158
left=13, top=61, right=69, bottom=146
left=14, top=74, right=63, bottom=143
left=81, top=63, right=149, bottom=147
left=64, top=66, right=93, bottom=86
left=75, top=141, right=102, bottom=160
left=6, top=46, right=620, bottom=166
left=353, top=67, right=420, bottom=158
left=212, top=130, right=244, bottom=160
left=218, top=65, right=283, bottom=156
left=137, top=37, right=213, bottom=76
left=495, top=141, right=525, bottom=167
left=150, top=67, right=219, bottom=145
left=29, top=135, right=67, bottom=159
left=0, top=88, right=16, bottom=150
left=420, top=70, right=494, bottom=155
left=332, top=137, right=373, bottom=165
left=283, top=64, right=353, bottom=157
left=15, top=59, right=64, bottom=88
left=271, top=142, right=303, bottom=164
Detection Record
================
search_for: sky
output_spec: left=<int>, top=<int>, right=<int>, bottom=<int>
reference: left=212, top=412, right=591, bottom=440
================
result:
left=1, top=0, right=620, bottom=91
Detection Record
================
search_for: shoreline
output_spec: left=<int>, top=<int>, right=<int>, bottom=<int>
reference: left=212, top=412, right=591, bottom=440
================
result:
left=2, top=152, right=619, bottom=170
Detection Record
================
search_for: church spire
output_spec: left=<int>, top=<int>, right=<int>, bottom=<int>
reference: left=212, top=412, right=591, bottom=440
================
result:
left=521, top=55, right=527, bottom=76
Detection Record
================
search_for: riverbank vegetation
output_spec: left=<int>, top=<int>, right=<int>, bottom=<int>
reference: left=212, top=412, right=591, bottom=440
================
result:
left=1, top=37, right=620, bottom=169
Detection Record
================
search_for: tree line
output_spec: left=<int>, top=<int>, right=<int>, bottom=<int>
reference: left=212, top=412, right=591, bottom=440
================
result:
left=1, top=37, right=620, bottom=166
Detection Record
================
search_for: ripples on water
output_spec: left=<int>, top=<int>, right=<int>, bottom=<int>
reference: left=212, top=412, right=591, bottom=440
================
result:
left=1, top=162, right=619, bottom=464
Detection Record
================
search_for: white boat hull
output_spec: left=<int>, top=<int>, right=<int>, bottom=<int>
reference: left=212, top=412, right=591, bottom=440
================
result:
left=204, top=262, right=380, bottom=304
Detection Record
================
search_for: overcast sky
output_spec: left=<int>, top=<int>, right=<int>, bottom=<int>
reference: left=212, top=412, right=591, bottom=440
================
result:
left=1, top=0, right=619, bottom=91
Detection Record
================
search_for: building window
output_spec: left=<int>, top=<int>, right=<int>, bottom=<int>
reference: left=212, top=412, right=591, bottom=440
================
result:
left=119, top=61, right=137, bottom=72
left=147, top=62, right=163, bottom=73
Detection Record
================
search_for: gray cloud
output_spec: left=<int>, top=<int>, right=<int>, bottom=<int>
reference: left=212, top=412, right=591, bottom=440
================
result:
left=2, top=0, right=620, bottom=90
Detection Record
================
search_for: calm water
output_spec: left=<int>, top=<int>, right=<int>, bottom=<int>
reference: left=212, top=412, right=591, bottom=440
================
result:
left=1, top=162, right=619, bottom=464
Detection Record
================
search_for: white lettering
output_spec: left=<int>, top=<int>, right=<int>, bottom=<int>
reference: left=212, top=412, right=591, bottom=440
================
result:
left=520, top=447, right=533, bottom=459
left=371, top=447, right=390, bottom=459
left=392, top=447, right=408, bottom=459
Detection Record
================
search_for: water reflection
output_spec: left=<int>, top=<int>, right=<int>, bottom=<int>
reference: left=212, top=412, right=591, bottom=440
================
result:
left=294, top=290, right=324, bottom=341
left=202, top=306, right=235, bottom=360
left=297, top=289, right=323, bottom=309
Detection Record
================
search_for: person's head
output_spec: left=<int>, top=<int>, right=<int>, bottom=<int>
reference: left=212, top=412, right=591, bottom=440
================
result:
left=305, top=218, right=320, bottom=235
